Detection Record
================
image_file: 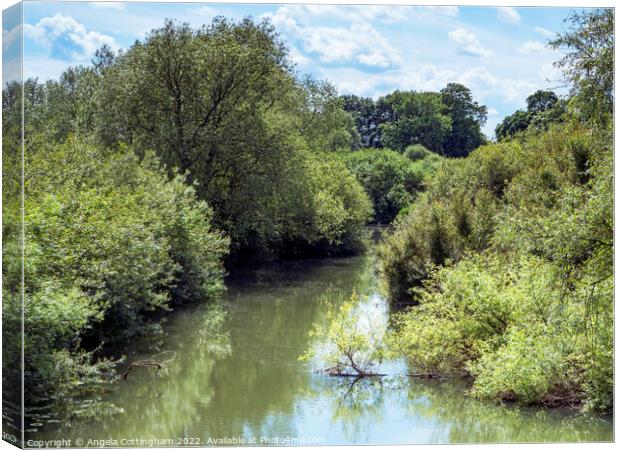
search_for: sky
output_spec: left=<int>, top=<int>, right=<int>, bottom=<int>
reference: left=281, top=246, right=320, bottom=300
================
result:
left=3, top=1, right=591, bottom=137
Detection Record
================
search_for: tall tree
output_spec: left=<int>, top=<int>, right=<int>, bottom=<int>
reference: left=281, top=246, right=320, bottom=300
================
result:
left=342, top=94, right=383, bottom=148
left=550, top=9, right=614, bottom=125
left=379, top=91, right=452, bottom=153
left=526, top=90, right=559, bottom=114
left=92, top=18, right=366, bottom=256
left=440, top=83, right=487, bottom=156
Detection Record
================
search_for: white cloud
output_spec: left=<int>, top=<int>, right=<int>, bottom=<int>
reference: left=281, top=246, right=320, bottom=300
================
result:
left=305, top=23, right=399, bottom=68
left=540, top=61, right=563, bottom=84
left=534, top=26, right=554, bottom=37
left=271, top=4, right=460, bottom=24
left=89, top=2, right=125, bottom=11
left=458, top=66, right=537, bottom=102
left=519, top=40, right=546, bottom=54
left=496, top=7, right=521, bottom=25
left=271, top=5, right=412, bottom=24
left=417, top=6, right=459, bottom=17
left=448, top=28, right=493, bottom=57
left=194, top=6, right=215, bottom=17
left=23, top=56, right=75, bottom=82
left=2, top=24, right=21, bottom=54
left=325, top=62, right=537, bottom=106
left=488, top=108, right=499, bottom=116
left=264, top=8, right=400, bottom=69
left=23, top=14, right=118, bottom=62
left=288, top=46, right=311, bottom=67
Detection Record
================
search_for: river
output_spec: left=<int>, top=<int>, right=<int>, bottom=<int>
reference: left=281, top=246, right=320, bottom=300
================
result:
left=29, top=248, right=612, bottom=446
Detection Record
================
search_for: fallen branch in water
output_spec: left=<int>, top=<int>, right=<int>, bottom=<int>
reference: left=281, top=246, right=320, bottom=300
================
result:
left=122, top=351, right=176, bottom=380
left=408, top=372, right=443, bottom=379
left=323, top=366, right=386, bottom=378
left=122, top=361, right=162, bottom=380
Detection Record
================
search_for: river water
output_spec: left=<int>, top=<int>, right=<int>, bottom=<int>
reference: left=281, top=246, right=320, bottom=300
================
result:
left=31, top=250, right=612, bottom=446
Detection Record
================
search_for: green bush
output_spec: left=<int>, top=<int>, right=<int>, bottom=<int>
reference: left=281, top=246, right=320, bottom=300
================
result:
left=16, top=137, right=229, bottom=403
left=342, top=149, right=423, bottom=223
left=290, top=152, right=373, bottom=255
left=383, top=123, right=613, bottom=411
left=404, top=144, right=432, bottom=161
left=379, top=126, right=590, bottom=304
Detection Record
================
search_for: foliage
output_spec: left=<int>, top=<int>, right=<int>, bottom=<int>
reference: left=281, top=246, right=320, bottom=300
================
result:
left=16, top=19, right=370, bottom=260
left=3, top=16, right=376, bottom=410
left=297, top=77, right=359, bottom=151
left=404, top=145, right=444, bottom=185
left=342, top=84, right=487, bottom=157
left=342, top=94, right=384, bottom=148
left=382, top=122, right=613, bottom=410
left=301, top=291, right=385, bottom=376
left=342, top=149, right=424, bottom=223
left=495, top=90, right=565, bottom=140
left=283, top=153, right=373, bottom=256
left=440, top=83, right=487, bottom=156
left=92, top=19, right=366, bottom=258
left=380, top=91, right=451, bottom=153
left=7, top=137, right=229, bottom=403
left=550, top=9, right=614, bottom=126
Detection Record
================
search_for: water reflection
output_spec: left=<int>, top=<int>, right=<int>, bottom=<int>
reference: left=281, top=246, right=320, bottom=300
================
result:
left=35, top=302, right=231, bottom=441
left=399, top=377, right=613, bottom=443
left=34, top=253, right=612, bottom=445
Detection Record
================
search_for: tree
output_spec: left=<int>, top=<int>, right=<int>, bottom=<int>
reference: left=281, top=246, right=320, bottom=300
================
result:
left=93, top=18, right=369, bottom=257
left=380, top=91, right=452, bottom=153
left=298, top=77, right=358, bottom=151
left=495, top=90, right=564, bottom=141
left=495, top=110, right=532, bottom=140
left=440, top=83, right=487, bottom=157
left=342, top=94, right=384, bottom=148
left=526, top=90, right=559, bottom=114
left=92, top=44, right=116, bottom=73
left=550, top=9, right=614, bottom=125
left=343, top=149, right=424, bottom=223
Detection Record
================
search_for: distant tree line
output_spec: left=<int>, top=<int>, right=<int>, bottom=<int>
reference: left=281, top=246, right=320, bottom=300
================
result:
left=495, top=89, right=566, bottom=140
left=342, top=82, right=487, bottom=157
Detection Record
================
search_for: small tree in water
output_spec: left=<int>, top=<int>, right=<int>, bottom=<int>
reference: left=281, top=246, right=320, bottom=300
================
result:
left=301, top=291, right=386, bottom=377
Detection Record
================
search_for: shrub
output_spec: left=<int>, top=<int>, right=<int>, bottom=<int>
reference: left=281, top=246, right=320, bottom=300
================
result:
left=384, top=123, right=613, bottom=411
left=18, top=137, right=229, bottom=403
left=404, top=144, right=432, bottom=161
left=301, top=291, right=386, bottom=376
left=276, top=151, right=373, bottom=256
left=342, top=149, right=424, bottom=223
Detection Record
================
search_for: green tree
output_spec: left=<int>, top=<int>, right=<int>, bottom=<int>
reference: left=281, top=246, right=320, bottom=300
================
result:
left=550, top=9, right=614, bottom=125
left=440, top=83, right=487, bottom=156
left=342, top=94, right=384, bottom=148
left=380, top=91, right=452, bottom=153
left=495, top=110, right=532, bottom=140
left=526, top=90, right=559, bottom=114
left=342, top=149, right=423, bottom=223
left=95, top=18, right=367, bottom=257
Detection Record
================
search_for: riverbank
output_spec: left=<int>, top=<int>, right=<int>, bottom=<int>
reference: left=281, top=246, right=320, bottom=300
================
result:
left=29, top=248, right=612, bottom=444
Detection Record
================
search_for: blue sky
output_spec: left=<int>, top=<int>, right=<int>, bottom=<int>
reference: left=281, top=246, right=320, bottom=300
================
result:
left=4, top=2, right=591, bottom=136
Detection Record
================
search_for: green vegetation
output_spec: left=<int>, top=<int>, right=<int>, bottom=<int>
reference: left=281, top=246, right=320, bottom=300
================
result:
left=1, top=7, right=613, bottom=423
left=94, top=19, right=369, bottom=259
left=301, top=291, right=386, bottom=376
left=495, top=89, right=566, bottom=140
left=343, top=149, right=420, bottom=223
left=341, top=144, right=443, bottom=224
left=342, top=82, right=487, bottom=157
left=379, top=9, right=613, bottom=412
left=3, top=17, right=373, bottom=408
left=5, top=137, right=229, bottom=404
